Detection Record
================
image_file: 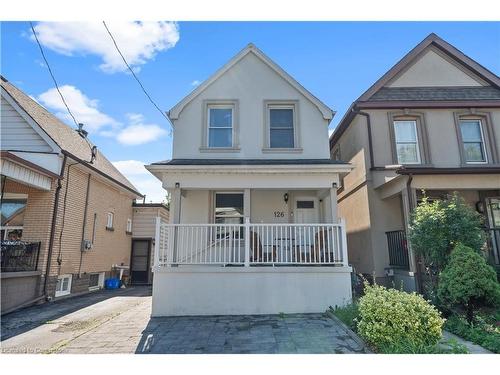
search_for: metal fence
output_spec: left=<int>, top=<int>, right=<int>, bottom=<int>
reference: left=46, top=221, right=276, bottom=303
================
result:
left=385, top=230, right=409, bottom=269
left=1, top=241, right=41, bottom=272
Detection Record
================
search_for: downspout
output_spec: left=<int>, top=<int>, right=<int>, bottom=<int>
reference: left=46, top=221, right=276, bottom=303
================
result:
left=353, top=109, right=375, bottom=170
left=78, top=173, right=92, bottom=276
left=406, top=173, right=422, bottom=293
left=43, top=154, right=67, bottom=299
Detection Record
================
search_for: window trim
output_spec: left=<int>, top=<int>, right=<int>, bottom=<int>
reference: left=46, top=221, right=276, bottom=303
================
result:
left=55, top=274, right=72, bottom=297
left=263, top=100, right=302, bottom=153
left=200, top=100, right=240, bottom=152
left=388, top=110, right=431, bottom=166
left=458, top=119, right=488, bottom=164
left=106, top=212, right=114, bottom=231
left=393, top=120, right=421, bottom=165
left=88, top=272, right=105, bottom=291
left=454, top=110, right=498, bottom=166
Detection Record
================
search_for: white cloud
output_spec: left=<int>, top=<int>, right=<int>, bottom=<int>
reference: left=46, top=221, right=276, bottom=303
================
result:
left=32, top=21, right=179, bottom=73
left=191, top=80, right=201, bottom=86
left=116, top=124, right=167, bottom=145
left=112, top=160, right=166, bottom=203
left=38, top=85, right=118, bottom=132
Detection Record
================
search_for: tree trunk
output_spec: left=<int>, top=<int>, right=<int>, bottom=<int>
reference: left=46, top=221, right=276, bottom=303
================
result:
left=466, top=303, right=474, bottom=324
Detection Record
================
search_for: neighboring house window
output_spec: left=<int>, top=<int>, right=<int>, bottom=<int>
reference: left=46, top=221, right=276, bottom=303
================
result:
left=0, top=195, right=27, bottom=241
left=214, top=193, right=244, bottom=225
left=126, top=218, right=132, bottom=233
left=332, top=147, right=341, bottom=161
left=459, top=119, right=487, bottom=163
left=106, top=212, right=114, bottom=230
left=55, top=274, right=72, bottom=297
left=208, top=105, right=233, bottom=147
left=269, top=105, right=295, bottom=148
left=393, top=120, right=421, bottom=164
left=89, top=272, right=104, bottom=291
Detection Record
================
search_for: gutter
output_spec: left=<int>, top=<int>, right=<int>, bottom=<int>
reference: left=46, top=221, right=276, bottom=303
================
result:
left=61, top=150, right=143, bottom=198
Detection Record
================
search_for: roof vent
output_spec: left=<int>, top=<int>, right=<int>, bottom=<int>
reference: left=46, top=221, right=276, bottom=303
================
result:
left=77, top=123, right=88, bottom=138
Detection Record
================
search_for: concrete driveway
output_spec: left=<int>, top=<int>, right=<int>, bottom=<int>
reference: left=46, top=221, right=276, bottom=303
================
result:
left=1, top=286, right=365, bottom=354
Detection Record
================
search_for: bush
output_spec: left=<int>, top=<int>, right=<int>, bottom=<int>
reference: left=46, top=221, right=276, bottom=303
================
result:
left=438, top=244, right=500, bottom=322
left=409, top=194, right=485, bottom=271
left=357, top=283, right=445, bottom=353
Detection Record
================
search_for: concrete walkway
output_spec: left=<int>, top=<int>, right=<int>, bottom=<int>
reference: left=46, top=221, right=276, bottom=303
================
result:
left=1, top=287, right=364, bottom=354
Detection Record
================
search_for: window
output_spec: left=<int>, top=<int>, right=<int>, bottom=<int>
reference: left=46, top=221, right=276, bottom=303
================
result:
left=106, top=212, right=114, bottom=230
left=297, top=200, right=314, bottom=209
left=126, top=218, right=132, bottom=233
left=459, top=120, right=487, bottom=163
left=214, top=193, right=244, bottom=225
left=393, top=120, right=421, bottom=164
left=55, top=274, right=72, bottom=297
left=208, top=105, right=233, bottom=147
left=1, top=196, right=27, bottom=241
left=332, top=147, right=341, bottom=161
left=269, top=106, right=295, bottom=148
left=89, top=272, right=104, bottom=291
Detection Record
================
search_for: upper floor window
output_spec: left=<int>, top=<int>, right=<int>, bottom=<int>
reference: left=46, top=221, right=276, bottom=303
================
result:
left=393, top=120, right=421, bottom=164
left=459, top=120, right=487, bottom=163
left=269, top=106, right=295, bottom=148
left=208, top=105, right=233, bottom=148
left=126, top=218, right=132, bottom=233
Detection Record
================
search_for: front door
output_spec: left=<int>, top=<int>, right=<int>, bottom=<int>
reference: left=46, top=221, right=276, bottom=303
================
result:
left=131, top=239, right=151, bottom=284
left=294, top=197, right=319, bottom=224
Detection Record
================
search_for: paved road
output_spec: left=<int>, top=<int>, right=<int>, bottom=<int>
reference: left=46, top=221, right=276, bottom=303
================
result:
left=1, top=287, right=365, bottom=354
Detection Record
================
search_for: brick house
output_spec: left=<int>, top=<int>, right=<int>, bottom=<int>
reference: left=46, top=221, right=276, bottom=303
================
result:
left=1, top=76, right=143, bottom=313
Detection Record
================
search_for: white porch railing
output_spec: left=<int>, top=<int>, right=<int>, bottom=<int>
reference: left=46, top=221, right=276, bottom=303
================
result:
left=154, top=218, right=349, bottom=268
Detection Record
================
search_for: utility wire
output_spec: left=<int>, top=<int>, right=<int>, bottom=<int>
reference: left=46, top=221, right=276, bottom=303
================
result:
left=102, top=21, right=172, bottom=128
left=30, top=21, right=97, bottom=163
left=30, top=22, right=79, bottom=128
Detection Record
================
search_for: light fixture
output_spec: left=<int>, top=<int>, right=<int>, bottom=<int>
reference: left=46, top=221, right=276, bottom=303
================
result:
left=175, top=182, right=180, bottom=188
left=332, top=182, right=338, bottom=189
left=283, top=193, right=289, bottom=203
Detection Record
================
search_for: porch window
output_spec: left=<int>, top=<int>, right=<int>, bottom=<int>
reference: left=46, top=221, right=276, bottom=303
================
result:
left=459, top=120, right=487, bottom=163
left=208, top=105, right=233, bottom=148
left=0, top=197, right=27, bottom=241
left=393, top=120, right=421, bottom=164
left=269, top=106, right=295, bottom=148
left=214, top=193, right=244, bottom=224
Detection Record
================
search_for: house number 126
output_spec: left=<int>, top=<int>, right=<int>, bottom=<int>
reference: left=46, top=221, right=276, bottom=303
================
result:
left=274, top=211, right=285, bottom=218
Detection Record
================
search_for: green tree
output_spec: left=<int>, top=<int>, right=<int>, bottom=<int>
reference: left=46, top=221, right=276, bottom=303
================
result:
left=438, top=243, right=500, bottom=323
left=409, top=193, right=485, bottom=271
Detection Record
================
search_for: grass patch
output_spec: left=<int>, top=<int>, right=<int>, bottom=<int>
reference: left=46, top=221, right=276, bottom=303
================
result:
left=330, top=303, right=359, bottom=331
left=444, top=312, right=500, bottom=353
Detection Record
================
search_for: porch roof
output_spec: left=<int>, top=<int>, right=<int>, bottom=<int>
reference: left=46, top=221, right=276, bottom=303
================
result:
left=151, top=158, right=348, bottom=166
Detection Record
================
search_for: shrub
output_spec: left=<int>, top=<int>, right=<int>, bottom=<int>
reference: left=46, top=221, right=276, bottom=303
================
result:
left=409, top=194, right=485, bottom=271
left=438, top=244, right=500, bottom=322
left=357, top=283, right=445, bottom=353
left=445, top=314, right=500, bottom=353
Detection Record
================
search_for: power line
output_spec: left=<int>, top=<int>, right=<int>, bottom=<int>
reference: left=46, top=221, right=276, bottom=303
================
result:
left=30, top=22, right=96, bottom=163
left=102, top=21, right=172, bottom=127
left=30, top=22, right=79, bottom=128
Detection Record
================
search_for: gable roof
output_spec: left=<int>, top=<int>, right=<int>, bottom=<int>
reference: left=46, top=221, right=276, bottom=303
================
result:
left=330, top=33, right=500, bottom=147
left=168, top=43, right=334, bottom=122
left=357, top=33, right=500, bottom=103
left=1, top=77, right=142, bottom=197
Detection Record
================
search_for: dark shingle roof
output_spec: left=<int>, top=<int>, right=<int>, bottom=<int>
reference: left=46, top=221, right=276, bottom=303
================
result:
left=152, top=159, right=346, bottom=166
left=369, top=86, right=500, bottom=101
left=1, top=78, right=141, bottom=196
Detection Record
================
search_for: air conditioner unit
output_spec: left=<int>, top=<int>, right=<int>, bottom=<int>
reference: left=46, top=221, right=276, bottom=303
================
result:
left=82, top=240, right=93, bottom=251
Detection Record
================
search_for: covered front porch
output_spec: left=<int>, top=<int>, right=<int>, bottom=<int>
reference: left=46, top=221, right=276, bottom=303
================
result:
left=376, top=172, right=500, bottom=291
left=147, top=160, right=353, bottom=315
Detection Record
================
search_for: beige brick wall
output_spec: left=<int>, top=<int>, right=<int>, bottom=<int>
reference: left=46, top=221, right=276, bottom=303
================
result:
left=3, top=160, right=135, bottom=298
left=50, top=163, right=134, bottom=277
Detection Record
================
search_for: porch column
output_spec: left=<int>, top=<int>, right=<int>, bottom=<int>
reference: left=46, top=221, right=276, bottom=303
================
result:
left=329, top=185, right=338, bottom=223
left=401, top=187, right=418, bottom=274
left=243, top=188, right=251, bottom=220
left=171, top=185, right=181, bottom=224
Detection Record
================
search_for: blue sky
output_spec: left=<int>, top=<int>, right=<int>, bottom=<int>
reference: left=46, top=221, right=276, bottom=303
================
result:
left=1, top=21, right=499, bottom=201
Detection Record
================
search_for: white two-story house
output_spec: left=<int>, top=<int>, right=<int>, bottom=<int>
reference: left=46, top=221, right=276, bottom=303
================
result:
left=147, top=44, right=352, bottom=316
